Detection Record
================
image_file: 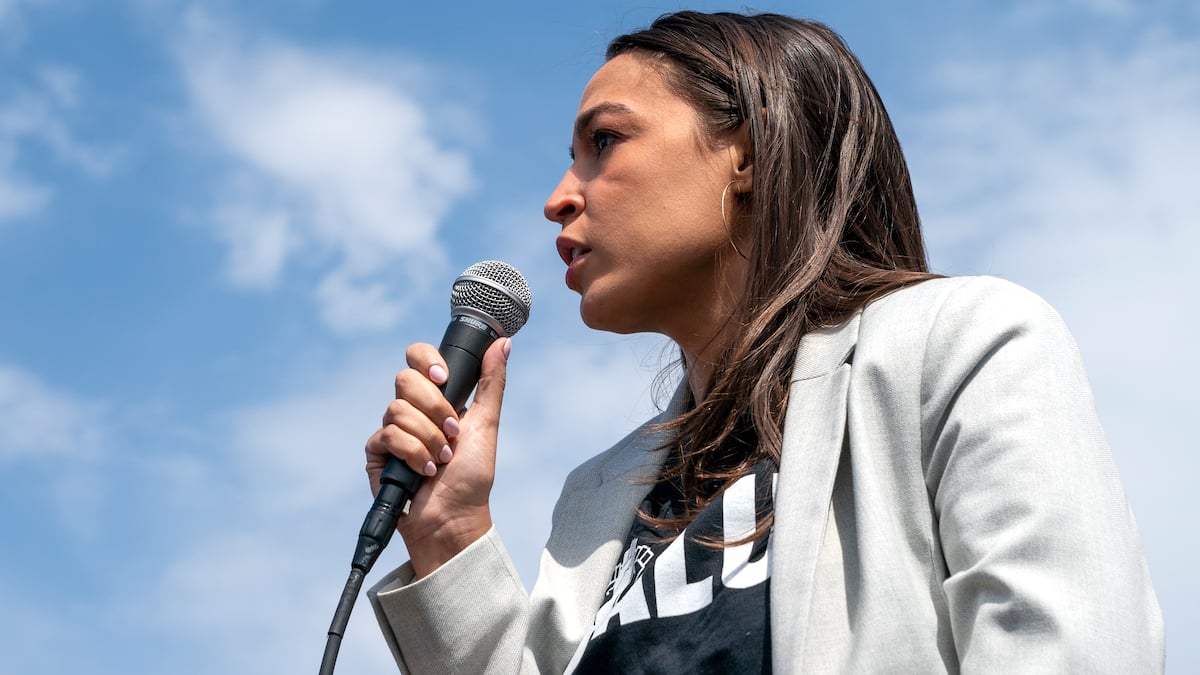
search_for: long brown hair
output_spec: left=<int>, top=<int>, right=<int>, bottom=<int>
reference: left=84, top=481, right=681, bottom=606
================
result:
left=608, top=11, right=938, bottom=543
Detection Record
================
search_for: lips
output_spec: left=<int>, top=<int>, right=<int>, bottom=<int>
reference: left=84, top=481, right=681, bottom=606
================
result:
left=555, top=235, right=590, bottom=291
left=556, top=235, right=589, bottom=266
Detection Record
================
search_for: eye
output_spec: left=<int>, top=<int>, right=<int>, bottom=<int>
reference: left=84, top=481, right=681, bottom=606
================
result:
left=567, top=128, right=620, bottom=162
left=589, top=129, right=618, bottom=156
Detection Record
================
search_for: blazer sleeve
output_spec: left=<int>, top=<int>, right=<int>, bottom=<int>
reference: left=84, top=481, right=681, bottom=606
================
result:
left=366, top=438, right=632, bottom=675
left=920, top=277, right=1164, bottom=673
left=368, top=527, right=536, bottom=674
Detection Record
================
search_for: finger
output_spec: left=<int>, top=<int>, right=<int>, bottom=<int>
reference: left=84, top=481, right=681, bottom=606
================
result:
left=393, top=369, right=458, bottom=441
left=404, top=343, right=449, bottom=389
left=380, top=398, right=453, bottom=461
left=369, top=422, right=442, bottom=479
left=464, top=338, right=511, bottom=433
left=364, top=429, right=388, bottom=496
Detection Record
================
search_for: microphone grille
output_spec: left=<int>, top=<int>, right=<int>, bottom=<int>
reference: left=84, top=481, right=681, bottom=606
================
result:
left=451, top=260, right=532, bottom=337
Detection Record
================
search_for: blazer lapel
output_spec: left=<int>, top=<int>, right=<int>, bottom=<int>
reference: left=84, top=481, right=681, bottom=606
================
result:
left=540, top=383, right=686, bottom=645
left=771, top=314, right=860, bottom=674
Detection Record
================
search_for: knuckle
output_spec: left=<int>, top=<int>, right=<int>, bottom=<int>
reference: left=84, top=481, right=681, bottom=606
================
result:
left=384, top=398, right=409, bottom=419
left=394, top=368, right=417, bottom=389
left=480, top=371, right=507, bottom=394
left=379, top=424, right=407, bottom=448
left=422, top=426, right=445, bottom=451
left=405, top=342, right=437, bottom=367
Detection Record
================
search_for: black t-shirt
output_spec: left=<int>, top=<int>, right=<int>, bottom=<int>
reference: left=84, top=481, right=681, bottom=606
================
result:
left=566, top=459, right=777, bottom=674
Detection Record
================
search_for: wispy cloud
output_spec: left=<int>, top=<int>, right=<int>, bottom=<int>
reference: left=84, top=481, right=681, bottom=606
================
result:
left=0, top=0, right=45, bottom=39
left=175, top=9, right=476, bottom=334
left=0, top=65, right=117, bottom=224
left=0, top=146, right=48, bottom=221
left=0, top=363, right=111, bottom=546
left=0, top=362, right=106, bottom=460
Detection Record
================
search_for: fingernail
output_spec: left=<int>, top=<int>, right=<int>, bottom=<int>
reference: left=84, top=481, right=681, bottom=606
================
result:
left=429, top=365, right=448, bottom=384
left=439, top=445, right=453, bottom=463
left=502, top=337, right=512, bottom=359
left=423, top=461, right=438, bottom=477
left=443, top=417, right=460, bottom=436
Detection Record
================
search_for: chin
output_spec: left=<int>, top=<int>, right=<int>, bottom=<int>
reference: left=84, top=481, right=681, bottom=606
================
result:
left=578, top=293, right=640, bottom=335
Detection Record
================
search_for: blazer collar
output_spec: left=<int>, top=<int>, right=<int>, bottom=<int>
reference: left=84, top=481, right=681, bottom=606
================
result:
left=790, top=313, right=861, bottom=380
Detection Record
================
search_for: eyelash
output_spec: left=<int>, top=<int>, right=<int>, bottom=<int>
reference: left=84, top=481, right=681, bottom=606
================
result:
left=568, top=129, right=619, bottom=161
left=590, top=129, right=617, bottom=155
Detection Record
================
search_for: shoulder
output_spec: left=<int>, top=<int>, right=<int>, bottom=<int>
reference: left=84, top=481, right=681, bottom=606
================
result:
left=867, top=275, right=1061, bottom=324
left=860, top=275, right=1073, bottom=353
left=844, top=276, right=1087, bottom=418
left=784, top=276, right=1070, bottom=383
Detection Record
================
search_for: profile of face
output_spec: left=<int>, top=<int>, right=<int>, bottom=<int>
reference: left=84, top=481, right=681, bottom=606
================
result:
left=544, top=54, right=751, bottom=346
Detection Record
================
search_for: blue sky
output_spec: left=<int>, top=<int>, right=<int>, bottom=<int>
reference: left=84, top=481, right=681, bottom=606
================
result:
left=1, top=0, right=1196, bottom=672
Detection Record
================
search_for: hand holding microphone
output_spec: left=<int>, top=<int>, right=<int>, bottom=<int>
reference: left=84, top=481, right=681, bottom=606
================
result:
left=361, top=261, right=532, bottom=577
left=322, top=261, right=530, bottom=675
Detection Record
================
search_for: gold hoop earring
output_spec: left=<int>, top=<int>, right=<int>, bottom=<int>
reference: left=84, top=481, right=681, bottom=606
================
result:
left=721, top=180, right=749, bottom=260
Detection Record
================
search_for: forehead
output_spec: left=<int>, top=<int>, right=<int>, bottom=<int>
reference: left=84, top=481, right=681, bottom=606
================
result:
left=577, top=53, right=695, bottom=120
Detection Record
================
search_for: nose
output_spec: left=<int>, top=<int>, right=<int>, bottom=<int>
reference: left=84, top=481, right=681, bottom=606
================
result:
left=544, top=169, right=584, bottom=227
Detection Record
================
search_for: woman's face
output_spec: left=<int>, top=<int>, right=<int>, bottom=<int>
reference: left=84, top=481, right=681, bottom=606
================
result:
left=544, top=53, right=749, bottom=346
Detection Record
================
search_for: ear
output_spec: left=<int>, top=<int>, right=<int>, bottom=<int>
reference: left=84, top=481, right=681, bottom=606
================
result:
left=726, top=122, right=753, bottom=193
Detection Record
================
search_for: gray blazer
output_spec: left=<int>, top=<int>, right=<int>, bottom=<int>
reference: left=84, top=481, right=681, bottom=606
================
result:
left=369, top=276, right=1164, bottom=674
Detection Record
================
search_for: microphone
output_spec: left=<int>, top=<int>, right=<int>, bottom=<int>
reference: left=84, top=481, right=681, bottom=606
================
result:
left=352, top=260, right=532, bottom=573
left=321, top=261, right=531, bottom=674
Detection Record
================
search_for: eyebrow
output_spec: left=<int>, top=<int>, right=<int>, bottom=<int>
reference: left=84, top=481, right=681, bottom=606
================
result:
left=573, top=102, right=635, bottom=140
left=568, top=102, right=636, bottom=159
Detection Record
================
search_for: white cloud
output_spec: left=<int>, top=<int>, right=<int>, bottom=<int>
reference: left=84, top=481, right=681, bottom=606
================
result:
left=0, top=145, right=48, bottom=220
left=0, top=0, right=45, bottom=37
left=212, top=200, right=293, bottom=289
left=315, top=271, right=412, bottom=335
left=0, top=76, right=117, bottom=176
left=222, top=350, right=395, bottom=515
left=0, top=363, right=113, bottom=547
left=0, top=65, right=119, bottom=224
left=176, top=10, right=474, bottom=334
left=0, top=363, right=106, bottom=460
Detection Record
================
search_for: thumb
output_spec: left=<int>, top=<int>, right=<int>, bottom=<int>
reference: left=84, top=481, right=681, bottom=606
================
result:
left=465, top=337, right=511, bottom=429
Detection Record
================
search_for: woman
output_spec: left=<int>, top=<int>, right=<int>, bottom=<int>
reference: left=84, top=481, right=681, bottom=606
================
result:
left=363, top=11, right=1163, bottom=673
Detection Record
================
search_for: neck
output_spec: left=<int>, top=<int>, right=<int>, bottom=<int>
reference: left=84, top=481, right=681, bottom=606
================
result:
left=680, top=322, right=733, bottom=403
left=686, top=357, right=712, bottom=403
left=677, top=255, right=748, bottom=404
